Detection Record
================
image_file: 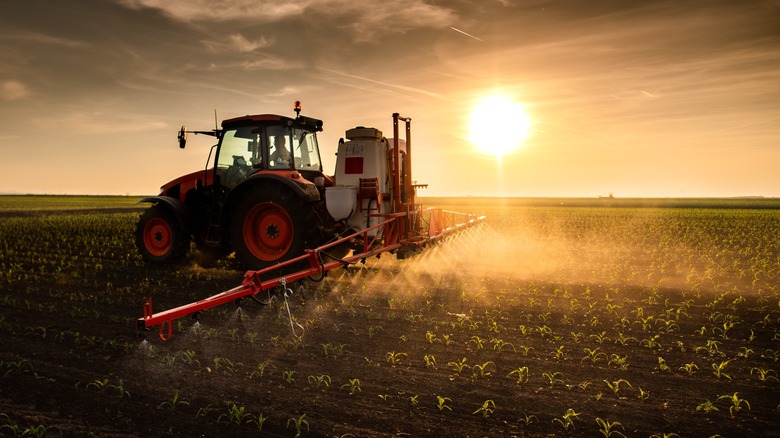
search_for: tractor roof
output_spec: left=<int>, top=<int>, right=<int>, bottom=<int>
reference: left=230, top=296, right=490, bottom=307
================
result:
left=221, top=114, right=323, bottom=132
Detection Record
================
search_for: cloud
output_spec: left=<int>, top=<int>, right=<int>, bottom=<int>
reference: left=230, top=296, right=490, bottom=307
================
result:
left=118, top=0, right=456, bottom=40
left=201, top=33, right=273, bottom=53
left=0, top=31, right=87, bottom=49
left=0, top=80, right=28, bottom=101
left=118, top=0, right=308, bottom=22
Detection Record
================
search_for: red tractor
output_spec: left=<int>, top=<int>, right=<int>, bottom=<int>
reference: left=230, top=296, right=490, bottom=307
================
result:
left=136, top=102, right=341, bottom=270
left=135, top=103, right=485, bottom=338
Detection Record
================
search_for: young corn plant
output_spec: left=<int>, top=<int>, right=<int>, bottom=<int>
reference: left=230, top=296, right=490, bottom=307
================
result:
left=750, top=367, right=779, bottom=382
left=218, top=404, right=255, bottom=425
left=248, top=360, right=274, bottom=379
left=695, top=400, right=719, bottom=413
left=249, top=413, right=268, bottom=432
left=471, top=361, right=494, bottom=379
left=112, top=379, right=131, bottom=399
left=307, top=374, right=331, bottom=389
left=447, top=358, right=469, bottom=377
left=679, top=362, right=699, bottom=375
left=282, top=370, right=297, bottom=383
left=552, top=408, right=581, bottom=431
left=287, top=413, right=309, bottom=438
left=711, top=360, right=732, bottom=380
left=158, top=390, right=189, bottom=412
left=595, top=417, right=626, bottom=438
left=542, top=371, right=565, bottom=388
left=491, top=338, right=516, bottom=352
left=423, top=354, right=437, bottom=369
left=581, top=347, right=607, bottom=364
left=608, top=354, right=629, bottom=371
left=717, top=393, right=750, bottom=418
left=604, top=379, right=632, bottom=397
left=517, top=412, right=538, bottom=426
left=436, top=395, right=452, bottom=411
left=472, top=400, right=496, bottom=419
left=386, top=351, right=407, bottom=366
left=507, top=366, right=530, bottom=385
left=551, top=345, right=566, bottom=361
left=340, top=378, right=361, bottom=395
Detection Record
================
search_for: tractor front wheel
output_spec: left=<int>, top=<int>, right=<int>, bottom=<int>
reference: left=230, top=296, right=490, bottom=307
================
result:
left=231, top=186, right=319, bottom=271
left=135, top=206, right=190, bottom=264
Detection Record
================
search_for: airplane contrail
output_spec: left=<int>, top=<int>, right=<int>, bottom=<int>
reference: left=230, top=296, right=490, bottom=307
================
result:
left=450, top=27, right=485, bottom=42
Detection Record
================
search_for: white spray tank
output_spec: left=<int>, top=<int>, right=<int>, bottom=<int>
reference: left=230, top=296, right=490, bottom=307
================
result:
left=326, top=126, right=405, bottom=236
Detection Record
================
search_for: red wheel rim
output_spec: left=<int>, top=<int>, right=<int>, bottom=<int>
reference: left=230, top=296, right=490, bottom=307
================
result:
left=243, top=202, right=293, bottom=261
left=143, top=218, right=173, bottom=257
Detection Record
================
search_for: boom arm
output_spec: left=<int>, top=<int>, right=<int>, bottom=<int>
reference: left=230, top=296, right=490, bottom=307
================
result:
left=137, top=208, right=484, bottom=340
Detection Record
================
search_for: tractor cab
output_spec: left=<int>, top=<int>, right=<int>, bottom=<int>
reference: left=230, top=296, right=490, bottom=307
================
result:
left=215, top=114, right=325, bottom=190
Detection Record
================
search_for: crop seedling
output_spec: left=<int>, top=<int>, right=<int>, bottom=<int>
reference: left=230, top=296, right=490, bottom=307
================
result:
left=551, top=345, right=566, bottom=361
left=386, top=351, right=407, bottom=366
left=423, top=354, right=437, bottom=369
left=287, top=413, right=309, bottom=438
left=471, top=361, right=494, bottom=379
left=447, top=358, right=469, bottom=377
left=711, top=360, right=732, bottom=380
left=250, top=412, right=268, bottom=432
left=696, top=400, right=719, bottom=413
left=283, top=370, right=297, bottom=383
left=436, top=395, right=452, bottom=411
left=195, top=404, right=217, bottom=418
left=507, top=366, right=529, bottom=385
left=543, top=371, right=565, bottom=388
left=750, top=367, right=779, bottom=382
left=717, top=393, right=750, bottom=417
left=608, top=354, right=629, bottom=370
left=657, top=357, right=672, bottom=372
left=87, top=378, right=110, bottom=392
left=112, top=379, right=131, bottom=399
left=340, top=379, right=361, bottom=395
left=249, top=360, right=274, bottom=379
left=158, top=390, right=189, bottom=411
left=218, top=404, right=255, bottom=425
left=595, top=417, right=626, bottom=438
left=472, top=400, right=496, bottom=419
left=518, top=412, right=538, bottom=426
left=679, top=362, right=699, bottom=375
left=308, top=374, right=331, bottom=388
left=582, top=347, right=607, bottom=363
left=604, top=379, right=632, bottom=397
left=553, top=408, right=581, bottom=431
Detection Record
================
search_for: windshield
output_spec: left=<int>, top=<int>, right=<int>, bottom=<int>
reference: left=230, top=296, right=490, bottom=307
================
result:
left=216, top=124, right=322, bottom=187
left=292, top=127, right=321, bottom=171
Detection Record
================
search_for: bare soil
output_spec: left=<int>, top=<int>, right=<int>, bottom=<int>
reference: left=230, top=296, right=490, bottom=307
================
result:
left=1, top=208, right=779, bottom=437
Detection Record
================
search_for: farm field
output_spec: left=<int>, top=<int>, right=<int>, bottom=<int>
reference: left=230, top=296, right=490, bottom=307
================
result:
left=1, top=196, right=779, bottom=437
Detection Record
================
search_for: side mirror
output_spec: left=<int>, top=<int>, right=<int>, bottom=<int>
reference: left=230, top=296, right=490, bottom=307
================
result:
left=178, top=126, right=187, bottom=149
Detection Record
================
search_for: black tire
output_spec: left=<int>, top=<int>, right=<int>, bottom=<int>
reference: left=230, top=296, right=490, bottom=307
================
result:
left=135, top=206, right=190, bottom=264
left=230, top=184, right=322, bottom=271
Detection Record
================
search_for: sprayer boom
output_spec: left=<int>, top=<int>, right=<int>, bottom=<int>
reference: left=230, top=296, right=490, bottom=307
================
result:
left=138, top=207, right=484, bottom=340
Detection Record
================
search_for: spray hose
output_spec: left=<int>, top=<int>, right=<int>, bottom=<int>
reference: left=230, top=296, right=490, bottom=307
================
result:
left=280, top=278, right=305, bottom=338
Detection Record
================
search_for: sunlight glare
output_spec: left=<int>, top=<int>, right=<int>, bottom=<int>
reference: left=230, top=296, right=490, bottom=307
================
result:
left=468, top=95, right=531, bottom=158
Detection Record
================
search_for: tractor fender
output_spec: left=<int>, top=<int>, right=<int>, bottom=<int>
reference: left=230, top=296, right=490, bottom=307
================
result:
left=220, top=174, right=321, bottom=228
left=138, top=196, right=193, bottom=233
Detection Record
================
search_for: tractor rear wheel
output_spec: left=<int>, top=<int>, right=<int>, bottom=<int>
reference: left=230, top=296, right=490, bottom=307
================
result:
left=230, top=185, right=321, bottom=271
left=135, top=206, right=190, bottom=264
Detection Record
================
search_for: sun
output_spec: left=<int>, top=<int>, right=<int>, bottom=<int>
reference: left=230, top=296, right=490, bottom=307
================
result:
left=468, top=95, right=531, bottom=158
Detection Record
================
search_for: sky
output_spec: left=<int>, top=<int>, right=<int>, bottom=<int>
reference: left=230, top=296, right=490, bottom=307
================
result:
left=0, top=0, right=778, bottom=197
